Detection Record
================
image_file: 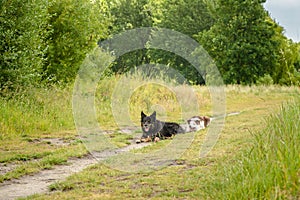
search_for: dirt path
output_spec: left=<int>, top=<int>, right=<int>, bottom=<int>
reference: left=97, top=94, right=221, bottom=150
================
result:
left=0, top=142, right=150, bottom=200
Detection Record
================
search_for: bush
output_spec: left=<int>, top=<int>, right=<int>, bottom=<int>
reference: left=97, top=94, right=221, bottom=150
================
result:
left=256, top=74, right=274, bottom=86
left=45, top=0, right=111, bottom=83
left=0, top=0, right=49, bottom=92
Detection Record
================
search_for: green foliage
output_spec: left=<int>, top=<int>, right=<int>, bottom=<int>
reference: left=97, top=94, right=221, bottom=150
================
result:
left=256, top=74, right=274, bottom=86
left=1, top=0, right=300, bottom=89
left=0, top=0, right=112, bottom=91
left=196, top=0, right=279, bottom=85
left=149, top=0, right=213, bottom=84
left=108, top=0, right=212, bottom=84
left=154, top=0, right=213, bottom=38
left=107, top=0, right=152, bottom=75
left=0, top=0, right=49, bottom=92
left=195, top=0, right=300, bottom=86
left=45, top=0, right=112, bottom=83
left=109, top=0, right=153, bottom=34
left=107, top=0, right=300, bottom=86
left=273, top=34, right=300, bottom=85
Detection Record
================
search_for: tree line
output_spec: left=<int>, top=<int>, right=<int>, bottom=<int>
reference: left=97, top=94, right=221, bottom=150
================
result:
left=1, top=0, right=299, bottom=93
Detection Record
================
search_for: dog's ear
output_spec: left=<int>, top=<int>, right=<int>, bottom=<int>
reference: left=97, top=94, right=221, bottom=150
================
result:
left=204, top=116, right=211, bottom=127
left=150, top=111, right=156, bottom=120
left=141, top=111, right=146, bottom=119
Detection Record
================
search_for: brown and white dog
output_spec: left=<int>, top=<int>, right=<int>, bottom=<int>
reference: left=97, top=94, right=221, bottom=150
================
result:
left=182, top=112, right=241, bottom=132
left=182, top=116, right=211, bottom=133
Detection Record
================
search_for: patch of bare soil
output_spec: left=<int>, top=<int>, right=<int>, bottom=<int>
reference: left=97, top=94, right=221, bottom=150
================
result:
left=0, top=154, right=97, bottom=200
left=0, top=130, right=150, bottom=200
left=0, top=163, right=19, bottom=176
left=0, top=138, right=76, bottom=177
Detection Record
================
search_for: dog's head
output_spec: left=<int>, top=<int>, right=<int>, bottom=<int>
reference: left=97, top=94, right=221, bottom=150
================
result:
left=187, top=116, right=201, bottom=131
left=141, top=111, right=156, bottom=138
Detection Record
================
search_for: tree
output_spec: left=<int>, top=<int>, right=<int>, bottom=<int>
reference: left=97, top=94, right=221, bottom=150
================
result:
left=270, top=19, right=300, bottom=85
left=108, top=0, right=153, bottom=74
left=148, top=0, right=214, bottom=84
left=108, top=0, right=214, bottom=84
left=45, top=0, right=111, bottom=83
left=196, top=0, right=281, bottom=84
left=154, top=0, right=213, bottom=38
left=0, top=0, right=49, bottom=92
left=109, top=0, right=153, bottom=34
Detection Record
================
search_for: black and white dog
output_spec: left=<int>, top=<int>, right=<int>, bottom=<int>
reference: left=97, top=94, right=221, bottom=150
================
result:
left=136, top=111, right=185, bottom=143
left=136, top=111, right=217, bottom=143
left=136, top=110, right=239, bottom=143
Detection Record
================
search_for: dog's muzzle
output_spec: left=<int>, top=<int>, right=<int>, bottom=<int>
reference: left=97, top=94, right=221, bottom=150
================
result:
left=143, top=125, right=150, bottom=132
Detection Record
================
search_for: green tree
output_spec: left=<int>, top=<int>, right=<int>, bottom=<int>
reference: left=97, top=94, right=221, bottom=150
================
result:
left=108, top=0, right=214, bottom=84
left=196, top=0, right=280, bottom=84
left=271, top=22, right=300, bottom=85
left=148, top=0, right=214, bottom=84
left=45, top=0, right=111, bottom=83
left=0, top=0, right=49, bottom=92
left=109, top=0, right=153, bottom=34
left=154, top=0, right=213, bottom=38
left=108, top=0, right=153, bottom=74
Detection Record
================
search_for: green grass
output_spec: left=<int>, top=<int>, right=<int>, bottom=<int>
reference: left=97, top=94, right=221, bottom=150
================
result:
left=0, top=86, right=74, bottom=138
left=108, top=132, right=134, bottom=147
left=0, top=86, right=85, bottom=182
left=205, top=99, right=300, bottom=199
left=1, top=79, right=300, bottom=199
left=0, top=143, right=87, bottom=182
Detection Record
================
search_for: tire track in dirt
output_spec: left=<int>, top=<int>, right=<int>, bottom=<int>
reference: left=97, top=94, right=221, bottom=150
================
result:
left=0, top=142, right=150, bottom=200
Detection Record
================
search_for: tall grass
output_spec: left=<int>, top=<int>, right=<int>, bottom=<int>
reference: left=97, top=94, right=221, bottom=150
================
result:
left=207, top=98, right=300, bottom=199
left=0, top=70, right=190, bottom=139
left=0, top=86, right=88, bottom=181
left=0, top=86, right=74, bottom=139
left=95, top=71, right=201, bottom=129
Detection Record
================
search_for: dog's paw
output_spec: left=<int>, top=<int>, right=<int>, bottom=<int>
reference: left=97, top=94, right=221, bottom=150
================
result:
left=143, top=137, right=152, bottom=142
left=154, top=137, right=160, bottom=142
left=135, top=139, right=141, bottom=144
left=137, top=137, right=152, bottom=143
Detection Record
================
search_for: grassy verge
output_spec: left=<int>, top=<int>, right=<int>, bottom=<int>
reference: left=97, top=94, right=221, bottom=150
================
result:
left=0, top=86, right=84, bottom=182
left=0, top=144, right=87, bottom=182
left=205, top=98, right=300, bottom=199
left=0, top=86, right=74, bottom=139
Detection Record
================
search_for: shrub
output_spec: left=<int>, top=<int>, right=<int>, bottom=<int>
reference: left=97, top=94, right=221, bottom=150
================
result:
left=0, top=0, right=49, bottom=92
left=256, top=74, right=274, bottom=86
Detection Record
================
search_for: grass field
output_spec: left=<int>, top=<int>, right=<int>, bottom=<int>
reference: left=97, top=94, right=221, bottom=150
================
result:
left=0, top=81, right=299, bottom=199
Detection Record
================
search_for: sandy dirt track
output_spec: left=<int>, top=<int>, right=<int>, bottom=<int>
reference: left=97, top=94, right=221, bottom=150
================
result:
left=0, top=141, right=150, bottom=200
